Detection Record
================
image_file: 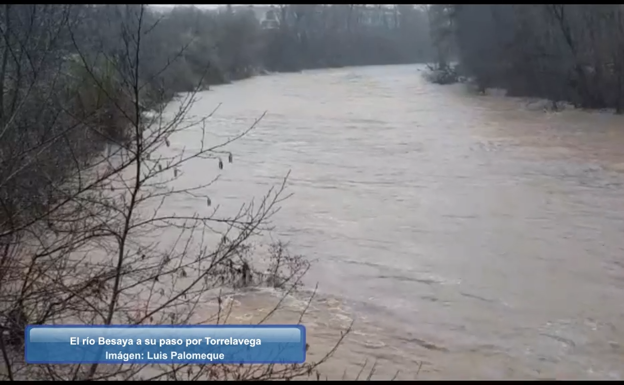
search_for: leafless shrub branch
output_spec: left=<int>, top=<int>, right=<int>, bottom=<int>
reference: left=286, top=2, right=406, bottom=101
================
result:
left=0, top=4, right=353, bottom=381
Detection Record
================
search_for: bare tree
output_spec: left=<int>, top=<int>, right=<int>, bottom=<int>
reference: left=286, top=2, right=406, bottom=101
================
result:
left=0, top=4, right=354, bottom=381
left=438, top=4, right=624, bottom=113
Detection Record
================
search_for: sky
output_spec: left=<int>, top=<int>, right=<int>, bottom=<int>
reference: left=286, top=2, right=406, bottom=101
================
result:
left=150, top=4, right=233, bottom=8
left=148, top=4, right=414, bottom=11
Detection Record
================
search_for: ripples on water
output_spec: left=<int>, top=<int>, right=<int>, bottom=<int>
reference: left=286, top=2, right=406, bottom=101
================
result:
left=163, top=64, right=624, bottom=379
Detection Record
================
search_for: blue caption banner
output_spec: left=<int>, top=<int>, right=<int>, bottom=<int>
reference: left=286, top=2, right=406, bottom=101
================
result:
left=25, top=325, right=306, bottom=364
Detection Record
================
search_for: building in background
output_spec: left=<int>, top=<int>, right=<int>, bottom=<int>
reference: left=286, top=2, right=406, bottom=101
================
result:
left=214, top=5, right=279, bottom=29
left=246, top=5, right=279, bottom=29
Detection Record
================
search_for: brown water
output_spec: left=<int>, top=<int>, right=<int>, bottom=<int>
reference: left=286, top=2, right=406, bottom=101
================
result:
left=163, top=64, right=624, bottom=380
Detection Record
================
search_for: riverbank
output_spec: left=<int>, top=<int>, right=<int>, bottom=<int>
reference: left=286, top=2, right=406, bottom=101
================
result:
left=434, top=6, right=624, bottom=114
left=423, top=65, right=624, bottom=115
left=1, top=4, right=436, bottom=380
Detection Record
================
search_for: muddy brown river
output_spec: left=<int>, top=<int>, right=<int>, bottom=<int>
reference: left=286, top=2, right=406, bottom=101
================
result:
left=162, top=64, right=624, bottom=379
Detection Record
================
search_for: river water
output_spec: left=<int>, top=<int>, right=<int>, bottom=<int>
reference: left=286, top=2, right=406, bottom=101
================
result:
left=162, top=64, right=624, bottom=379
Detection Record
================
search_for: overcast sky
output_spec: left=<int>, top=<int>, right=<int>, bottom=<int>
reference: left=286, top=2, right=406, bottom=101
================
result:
left=150, top=4, right=232, bottom=8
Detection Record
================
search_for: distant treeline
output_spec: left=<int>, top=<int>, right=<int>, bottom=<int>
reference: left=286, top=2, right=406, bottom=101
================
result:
left=429, top=5, right=624, bottom=113
left=143, top=4, right=433, bottom=93
left=0, top=4, right=432, bottom=236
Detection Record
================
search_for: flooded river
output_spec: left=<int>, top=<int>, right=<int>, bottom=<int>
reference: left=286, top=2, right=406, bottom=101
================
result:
left=164, top=64, right=624, bottom=379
